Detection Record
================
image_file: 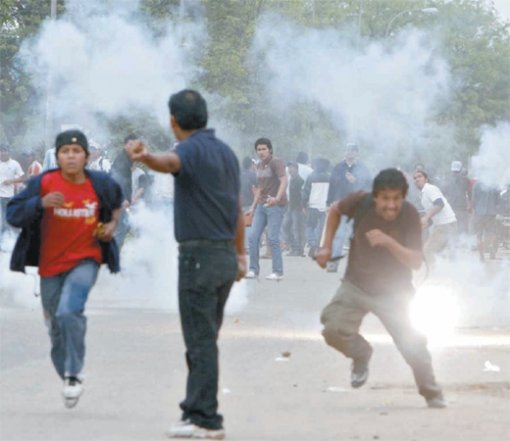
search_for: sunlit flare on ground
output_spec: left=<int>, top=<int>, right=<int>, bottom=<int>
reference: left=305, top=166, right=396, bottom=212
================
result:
left=410, top=283, right=460, bottom=346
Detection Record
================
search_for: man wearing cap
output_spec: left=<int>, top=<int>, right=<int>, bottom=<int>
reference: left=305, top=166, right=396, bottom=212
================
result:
left=0, top=145, right=24, bottom=237
left=325, top=143, right=372, bottom=271
left=7, top=129, right=123, bottom=409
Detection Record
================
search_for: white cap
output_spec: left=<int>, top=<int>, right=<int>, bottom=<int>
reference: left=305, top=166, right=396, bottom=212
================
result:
left=451, top=160, right=462, bottom=172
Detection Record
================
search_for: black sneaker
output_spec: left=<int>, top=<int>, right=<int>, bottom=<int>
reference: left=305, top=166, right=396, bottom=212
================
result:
left=350, top=348, right=372, bottom=389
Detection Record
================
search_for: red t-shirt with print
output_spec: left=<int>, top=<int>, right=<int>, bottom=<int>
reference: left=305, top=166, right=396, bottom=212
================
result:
left=39, top=171, right=102, bottom=277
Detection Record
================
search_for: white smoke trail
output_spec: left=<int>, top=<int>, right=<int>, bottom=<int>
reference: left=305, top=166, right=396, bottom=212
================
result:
left=92, top=202, right=247, bottom=314
left=18, top=0, right=204, bottom=143
left=471, top=122, right=510, bottom=189
left=250, top=14, right=451, bottom=166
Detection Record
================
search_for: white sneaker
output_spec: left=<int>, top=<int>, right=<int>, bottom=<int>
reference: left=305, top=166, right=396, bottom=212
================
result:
left=167, top=421, right=225, bottom=439
left=265, top=273, right=283, bottom=281
left=62, top=376, right=83, bottom=409
left=244, top=270, right=257, bottom=279
left=326, top=262, right=338, bottom=273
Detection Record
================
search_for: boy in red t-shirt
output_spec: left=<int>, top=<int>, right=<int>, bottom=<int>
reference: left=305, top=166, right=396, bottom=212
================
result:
left=7, top=130, right=122, bottom=408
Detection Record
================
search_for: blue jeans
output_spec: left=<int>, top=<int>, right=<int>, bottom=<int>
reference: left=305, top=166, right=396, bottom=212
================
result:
left=178, top=241, right=238, bottom=430
left=113, top=209, right=130, bottom=250
left=282, top=208, right=305, bottom=253
left=306, top=208, right=326, bottom=248
left=249, top=204, right=286, bottom=275
left=40, top=259, right=99, bottom=379
left=1, top=197, right=10, bottom=234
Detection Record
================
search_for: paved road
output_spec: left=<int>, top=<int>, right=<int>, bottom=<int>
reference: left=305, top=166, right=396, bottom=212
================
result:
left=1, top=251, right=509, bottom=441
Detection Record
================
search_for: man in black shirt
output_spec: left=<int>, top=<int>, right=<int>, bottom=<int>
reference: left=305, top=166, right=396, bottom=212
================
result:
left=110, top=134, right=137, bottom=249
left=282, top=161, right=305, bottom=256
left=125, top=89, right=245, bottom=440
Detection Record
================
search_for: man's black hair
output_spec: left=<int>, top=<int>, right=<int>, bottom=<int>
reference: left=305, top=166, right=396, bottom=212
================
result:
left=372, top=168, right=409, bottom=198
left=168, top=89, right=208, bottom=130
left=254, top=137, right=273, bottom=153
left=242, top=156, right=253, bottom=170
left=414, top=169, right=429, bottom=181
left=124, top=134, right=138, bottom=145
left=296, top=151, right=308, bottom=164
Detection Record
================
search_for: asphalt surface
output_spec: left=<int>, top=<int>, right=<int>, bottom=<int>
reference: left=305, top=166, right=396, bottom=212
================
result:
left=1, top=249, right=509, bottom=441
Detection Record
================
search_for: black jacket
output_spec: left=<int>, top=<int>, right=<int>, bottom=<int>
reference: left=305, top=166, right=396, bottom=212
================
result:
left=7, top=169, right=123, bottom=273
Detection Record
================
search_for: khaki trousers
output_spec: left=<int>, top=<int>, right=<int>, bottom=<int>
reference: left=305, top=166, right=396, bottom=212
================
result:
left=320, top=280, right=443, bottom=400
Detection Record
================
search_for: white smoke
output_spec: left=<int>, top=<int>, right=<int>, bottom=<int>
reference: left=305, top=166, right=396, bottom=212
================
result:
left=471, top=122, right=510, bottom=189
left=92, top=203, right=247, bottom=314
left=18, top=0, right=204, bottom=142
left=250, top=14, right=451, bottom=166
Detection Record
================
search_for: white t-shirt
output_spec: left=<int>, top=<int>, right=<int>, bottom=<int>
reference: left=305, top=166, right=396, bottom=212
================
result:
left=42, top=148, right=57, bottom=170
left=132, top=167, right=145, bottom=196
left=420, top=182, right=457, bottom=225
left=298, top=163, right=313, bottom=182
left=88, top=157, right=112, bottom=173
left=0, top=159, right=24, bottom=198
left=309, top=182, right=329, bottom=211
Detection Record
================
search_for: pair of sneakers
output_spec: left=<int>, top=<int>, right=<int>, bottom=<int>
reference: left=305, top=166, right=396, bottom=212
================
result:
left=245, top=270, right=283, bottom=281
left=62, top=376, right=83, bottom=409
left=349, top=349, right=447, bottom=409
left=167, top=419, right=225, bottom=440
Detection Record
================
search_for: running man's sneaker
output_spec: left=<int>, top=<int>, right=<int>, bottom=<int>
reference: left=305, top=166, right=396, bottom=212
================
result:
left=265, top=273, right=283, bottom=281
left=350, top=347, right=373, bottom=389
left=426, top=396, right=447, bottom=409
left=244, top=270, right=258, bottom=279
left=166, top=421, right=226, bottom=439
left=62, top=376, right=83, bottom=409
left=325, top=262, right=338, bottom=273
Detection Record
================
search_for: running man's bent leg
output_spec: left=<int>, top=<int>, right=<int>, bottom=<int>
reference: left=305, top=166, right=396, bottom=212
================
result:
left=55, top=259, right=99, bottom=377
left=40, top=274, right=67, bottom=379
left=320, top=280, right=371, bottom=361
left=373, top=294, right=443, bottom=400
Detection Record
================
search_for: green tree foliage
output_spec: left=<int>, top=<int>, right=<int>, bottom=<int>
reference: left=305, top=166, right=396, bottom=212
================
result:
left=0, top=0, right=63, bottom=144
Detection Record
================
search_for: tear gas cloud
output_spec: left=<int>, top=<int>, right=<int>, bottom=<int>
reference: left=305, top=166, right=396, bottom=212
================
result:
left=471, top=122, right=510, bottom=189
left=250, top=14, right=451, bottom=168
left=2, top=4, right=508, bottom=327
left=18, top=0, right=203, bottom=144
left=93, top=203, right=247, bottom=314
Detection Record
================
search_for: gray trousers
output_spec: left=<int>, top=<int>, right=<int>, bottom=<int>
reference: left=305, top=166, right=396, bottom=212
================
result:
left=320, top=280, right=443, bottom=400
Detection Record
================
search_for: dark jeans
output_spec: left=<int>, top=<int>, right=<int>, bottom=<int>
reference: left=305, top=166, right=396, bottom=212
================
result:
left=306, top=208, right=326, bottom=248
left=178, top=240, right=238, bottom=430
left=282, top=208, right=305, bottom=252
left=0, top=197, right=10, bottom=234
left=113, top=209, right=130, bottom=250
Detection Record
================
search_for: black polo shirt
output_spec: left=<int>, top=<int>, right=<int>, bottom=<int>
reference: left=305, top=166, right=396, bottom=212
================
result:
left=172, top=129, right=240, bottom=242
